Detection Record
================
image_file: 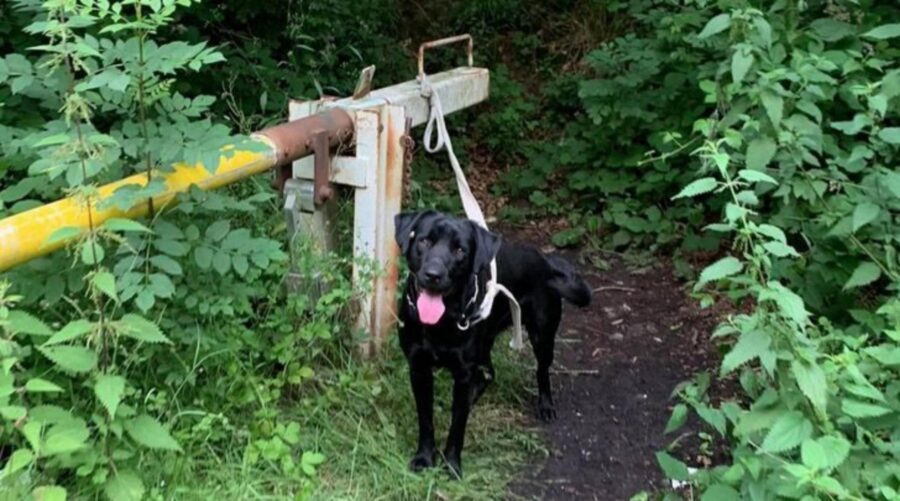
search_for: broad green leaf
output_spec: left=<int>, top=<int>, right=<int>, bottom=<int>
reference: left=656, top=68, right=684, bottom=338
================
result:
left=745, top=138, right=776, bottom=171
left=763, top=282, right=808, bottom=329
left=869, top=94, right=888, bottom=118
left=154, top=239, right=189, bottom=257
left=3, top=449, right=34, bottom=475
left=32, top=486, right=66, bottom=501
left=796, top=100, right=823, bottom=123
left=698, top=13, right=731, bottom=39
left=125, top=414, right=182, bottom=451
left=760, top=411, right=812, bottom=453
left=1, top=405, right=26, bottom=420
left=21, top=421, right=42, bottom=453
left=673, top=177, right=717, bottom=199
left=0, top=374, right=13, bottom=398
left=664, top=404, right=688, bottom=433
left=206, top=220, right=231, bottom=241
left=832, top=114, right=871, bottom=135
left=696, top=404, right=727, bottom=436
left=92, top=272, right=118, bottom=301
left=39, top=346, right=98, bottom=373
left=212, top=250, right=231, bottom=275
left=810, top=18, right=856, bottom=41
left=102, top=218, right=151, bottom=233
left=150, top=255, right=183, bottom=275
left=841, top=399, right=891, bottom=418
left=813, top=476, right=848, bottom=497
left=852, top=203, right=880, bottom=232
left=80, top=240, right=105, bottom=265
left=762, top=241, right=799, bottom=258
left=6, top=310, right=53, bottom=336
left=862, top=24, right=900, bottom=40
left=844, top=262, right=881, bottom=290
left=301, top=451, right=325, bottom=466
left=44, top=227, right=82, bottom=246
left=117, top=314, right=171, bottom=344
left=43, top=419, right=89, bottom=456
left=95, top=375, right=126, bottom=418
left=702, top=484, right=739, bottom=501
left=148, top=273, right=175, bottom=298
left=761, top=91, right=783, bottom=128
left=791, top=360, right=827, bottom=413
left=135, top=290, right=155, bottom=313
left=232, top=254, right=249, bottom=276
left=731, top=49, right=754, bottom=84
left=32, top=133, right=71, bottom=147
left=738, top=169, right=778, bottom=185
left=43, top=320, right=93, bottom=347
left=882, top=172, right=900, bottom=198
left=815, top=435, right=851, bottom=470
left=865, top=345, right=900, bottom=366
left=105, top=470, right=145, bottom=501
left=845, top=381, right=886, bottom=402
left=698, top=256, right=743, bottom=286
left=756, top=224, right=786, bottom=243
left=194, top=246, right=213, bottom=269
left=883, top=70, right=900, bottom=99
left=726, top=203, right=746, bottom=223
left=25, top=378, right=64, bottom=393
left=878, top=127, right=900, bottom=144
left=722, top=330, right=771, bottom=374
left=224, top=229, right=255, bottom=251
left=655, top=451, right=690, bottom=480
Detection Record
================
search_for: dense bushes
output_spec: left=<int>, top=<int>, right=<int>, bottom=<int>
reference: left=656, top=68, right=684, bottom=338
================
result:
left=0, top=2, right=352, bottom=498
left=614, top=1, right=900, bottom=499
left=2, top=0, right=898, bottom=498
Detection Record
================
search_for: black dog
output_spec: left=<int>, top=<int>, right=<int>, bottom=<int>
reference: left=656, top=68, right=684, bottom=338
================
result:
left=394, top=210, right=591, bottom=476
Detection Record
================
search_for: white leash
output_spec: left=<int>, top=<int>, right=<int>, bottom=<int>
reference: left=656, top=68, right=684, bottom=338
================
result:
left=419, top=75, right=524, bottom=351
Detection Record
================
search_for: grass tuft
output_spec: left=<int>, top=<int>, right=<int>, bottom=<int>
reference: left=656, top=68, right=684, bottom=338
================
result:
left=158, top=335, right=543, bottom=500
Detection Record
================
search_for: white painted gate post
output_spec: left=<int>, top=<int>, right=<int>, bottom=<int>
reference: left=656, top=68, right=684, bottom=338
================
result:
left=288, top=102, right=405, bottom=355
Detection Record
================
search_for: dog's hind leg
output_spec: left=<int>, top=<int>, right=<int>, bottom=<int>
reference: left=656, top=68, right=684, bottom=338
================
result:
left=470, top=338, right=497, bottom=406
left=525, top=294, right=562, bottom=421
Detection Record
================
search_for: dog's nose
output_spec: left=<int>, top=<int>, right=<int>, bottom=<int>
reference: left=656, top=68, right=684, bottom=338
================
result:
left=423, top=266, right=442, bottom=283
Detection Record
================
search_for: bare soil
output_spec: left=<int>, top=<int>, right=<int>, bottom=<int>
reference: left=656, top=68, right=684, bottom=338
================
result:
left=498, top=224, right=727, bottom=501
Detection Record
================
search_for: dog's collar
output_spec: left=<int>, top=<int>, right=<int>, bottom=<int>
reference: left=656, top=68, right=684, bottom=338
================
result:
left=455, top=273, right=482, bottom=330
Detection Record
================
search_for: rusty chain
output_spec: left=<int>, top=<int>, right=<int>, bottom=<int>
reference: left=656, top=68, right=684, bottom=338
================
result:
left=400, top=116, right=415, bottom=205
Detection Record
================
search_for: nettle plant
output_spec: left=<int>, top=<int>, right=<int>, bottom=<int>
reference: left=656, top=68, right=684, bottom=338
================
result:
left=657, top=2, right=899, bottom=500
left=0, top=1, right=284, bottom=498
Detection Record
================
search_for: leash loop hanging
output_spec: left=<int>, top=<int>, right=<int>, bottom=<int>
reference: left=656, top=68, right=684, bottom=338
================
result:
left=417, top=74, right=524, bottom=351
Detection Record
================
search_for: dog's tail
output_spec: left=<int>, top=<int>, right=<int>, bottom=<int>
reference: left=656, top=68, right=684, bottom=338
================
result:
left=546, top=255, right=592, bottom=307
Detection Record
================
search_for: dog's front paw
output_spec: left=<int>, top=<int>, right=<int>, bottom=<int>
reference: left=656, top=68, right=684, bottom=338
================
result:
left=409, top=452, right=435, bottom=472
left=538, top=400, right=557, bottom=422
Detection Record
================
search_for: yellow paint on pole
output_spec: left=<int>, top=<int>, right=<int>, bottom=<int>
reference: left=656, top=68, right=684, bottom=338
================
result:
left=0, top=144, right=276, bottom=272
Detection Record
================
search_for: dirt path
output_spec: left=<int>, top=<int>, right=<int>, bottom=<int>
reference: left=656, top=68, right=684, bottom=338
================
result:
left=502, top=233, right=723, bottom=500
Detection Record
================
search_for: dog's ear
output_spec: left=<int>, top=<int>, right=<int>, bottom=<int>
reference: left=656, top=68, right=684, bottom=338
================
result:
left=394, top=211, right=433, bottom=255
left=471, top=221, right=501, bottom=274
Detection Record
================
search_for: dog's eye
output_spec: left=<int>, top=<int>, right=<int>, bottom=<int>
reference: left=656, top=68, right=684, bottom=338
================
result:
left=455, top=247, right=466, bottom=258
left=418, top=238, right=432, bottom=249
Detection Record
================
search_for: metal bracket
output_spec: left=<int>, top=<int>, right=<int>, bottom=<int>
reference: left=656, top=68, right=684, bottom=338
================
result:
left=310, top=130, right=334, bottom=206
left=417, top=34, right=473, bottom=79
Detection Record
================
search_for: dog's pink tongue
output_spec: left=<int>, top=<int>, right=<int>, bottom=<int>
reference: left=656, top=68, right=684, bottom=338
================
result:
left=417, top=291, right=446, bottom=325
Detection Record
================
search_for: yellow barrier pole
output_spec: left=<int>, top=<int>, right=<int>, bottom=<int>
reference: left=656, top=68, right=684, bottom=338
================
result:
left=0, top=108, right=354, bottom=272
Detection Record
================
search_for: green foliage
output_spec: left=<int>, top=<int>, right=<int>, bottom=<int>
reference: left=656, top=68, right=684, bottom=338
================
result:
left=653, top=1, right=900, bottom=498
left=0, top=1, right=311, bottom=498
